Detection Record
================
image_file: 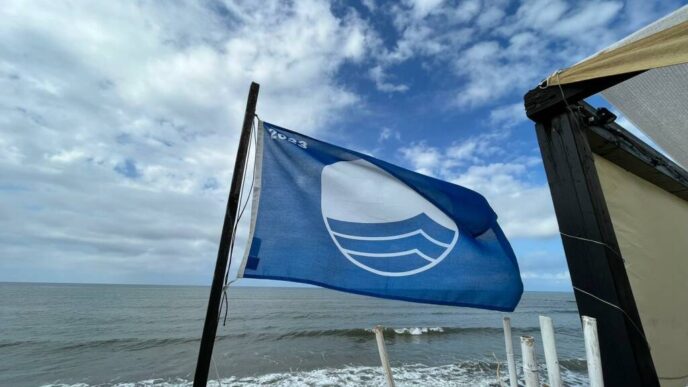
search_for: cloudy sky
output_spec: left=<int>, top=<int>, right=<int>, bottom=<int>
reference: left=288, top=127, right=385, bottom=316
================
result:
left=0, top=0, right=681, bottom=291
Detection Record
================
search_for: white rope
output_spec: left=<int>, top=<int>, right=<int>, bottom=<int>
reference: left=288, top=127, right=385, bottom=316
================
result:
left=223, top=278, right=238, bottom=291
left=559, top=231, right=624, bottom=262
left=658, top=373, right=688, bottom=381
left=573, top=274, right=688, bottom=380
left=219, top=118, right=258, bottom=326
left=212, top=355, right=223, bottom=386
left=559, top=232, right=649, bottom=349
left=213, top=117, right=259, bottom=385
left=573, top=286, right=649, bottom=350
left=540, top=69, right=562, bottom=89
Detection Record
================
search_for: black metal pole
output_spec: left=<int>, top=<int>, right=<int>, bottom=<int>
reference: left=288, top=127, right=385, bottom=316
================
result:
left=193, top=82, right=259, bottom=386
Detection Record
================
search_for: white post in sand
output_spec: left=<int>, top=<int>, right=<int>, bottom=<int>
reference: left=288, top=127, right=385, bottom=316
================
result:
left=539, top=315, right=562, bottom=387
left=583, top=316, right=604, bottom=387
left=373, top=325, right=396, bottom=387
left=502, top=317, right=518, bottom=387
left=520, top=336, right=540, bottom=387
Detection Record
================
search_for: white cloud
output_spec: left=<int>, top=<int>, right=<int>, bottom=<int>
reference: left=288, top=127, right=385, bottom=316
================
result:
left=2, top=0, right=682, bottom=286
left=621, top=0, right=680, bottom=31
left=404, top=0, right=446, bottom=20
left=445, top=135, right=501, bottom=164
left=370, top=65, right=409, bottom=93
left=400, top=129, right=506, bottom=173
left=361, top=0, right=377, bottom=12
left=399, top=130, right=558, bottom=239
left=47, top=149, right=87, bottom=163
left=476, top=6, right=506, bottom=29
left=378, top=127, right=401, bottom=142
left=451, top=164, right=558, bottom=238
left=550, top=1, right=624, bottom=38
left=514, top=0, right=569, bottom=31
left=441, top=0, right=677, bottom=109
left=516, top=247, right=571, bottom=290
left=398, top=142, right=442, bottom=175
left=490, top=103, right=527, bottom=129
left=448, top=0, right=482, bottom=24
left=380, top=1, right=475, bottom=65
left=0, top=0, right=377, bottom=283
left=357, top=0, right=680, bottom=112
left=446, top=140, right=478, bottom=160
left=451, top=33, right=549, bottom=107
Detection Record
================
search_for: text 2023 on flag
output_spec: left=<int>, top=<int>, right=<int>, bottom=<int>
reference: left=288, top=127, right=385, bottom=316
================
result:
left=238, top=121, right=523, bottom=311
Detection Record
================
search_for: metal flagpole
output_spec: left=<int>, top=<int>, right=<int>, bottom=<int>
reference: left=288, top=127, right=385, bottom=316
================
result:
left=194, top=82, right=260, bottom=386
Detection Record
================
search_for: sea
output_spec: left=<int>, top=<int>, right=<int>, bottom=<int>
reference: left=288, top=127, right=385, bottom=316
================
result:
left=0, top=283, right=588, bottom=386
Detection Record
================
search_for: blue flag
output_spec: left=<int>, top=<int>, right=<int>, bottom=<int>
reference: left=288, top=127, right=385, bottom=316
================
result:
left=237, top=121, right=523, bottom=311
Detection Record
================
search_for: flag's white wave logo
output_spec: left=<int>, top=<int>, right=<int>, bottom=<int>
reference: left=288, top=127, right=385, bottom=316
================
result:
left=321, top=159, right=459, bottom=277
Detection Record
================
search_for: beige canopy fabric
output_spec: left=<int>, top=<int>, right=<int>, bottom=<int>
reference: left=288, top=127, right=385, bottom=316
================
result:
left=543, top=5, right=688, bottom=170
left=546, top=6, right=688, bottom=86
left=595, top=155, right=688, bottom=386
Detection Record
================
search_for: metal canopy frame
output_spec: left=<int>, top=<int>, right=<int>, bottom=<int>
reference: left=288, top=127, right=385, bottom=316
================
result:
left=584, top=105, right=688, bottom=202
left=522, top=75, right=688, bottom=386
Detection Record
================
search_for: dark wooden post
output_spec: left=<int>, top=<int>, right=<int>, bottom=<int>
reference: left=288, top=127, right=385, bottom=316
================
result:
left=527, top=98, right=659, bottom=385
left=194, top=82, right=260, bottom=386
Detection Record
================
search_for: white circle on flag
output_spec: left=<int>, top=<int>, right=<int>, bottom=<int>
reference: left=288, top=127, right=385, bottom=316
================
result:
left=321, top=159, right=459, bottom=277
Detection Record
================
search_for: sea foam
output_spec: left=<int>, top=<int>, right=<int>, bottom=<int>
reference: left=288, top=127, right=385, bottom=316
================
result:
left=392, top=327, right=444, bottom=335
left=41, top=361, right=589, bottom=387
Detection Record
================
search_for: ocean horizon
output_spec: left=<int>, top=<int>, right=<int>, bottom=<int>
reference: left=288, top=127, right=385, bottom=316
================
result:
left=0, top=282, right=587, bottom=386
left=0, top=280, right=575, bottom=292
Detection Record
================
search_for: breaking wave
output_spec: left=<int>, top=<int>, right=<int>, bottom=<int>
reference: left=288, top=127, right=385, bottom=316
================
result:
left=390, top=327, right=445, bottom=335
left=1, top=327, right=550, bottom=351
left=269, top=326, right=543, bottom=340
left=40, top=361, right=589, bottom=387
